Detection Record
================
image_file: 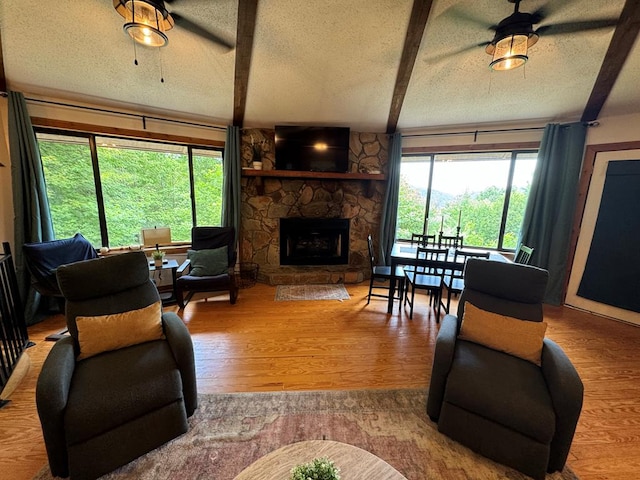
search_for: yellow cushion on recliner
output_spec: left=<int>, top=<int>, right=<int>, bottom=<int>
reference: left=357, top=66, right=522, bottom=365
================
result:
left=459, top=302, right=547, bottom=366
left=76, top=301, right=164, bottom=360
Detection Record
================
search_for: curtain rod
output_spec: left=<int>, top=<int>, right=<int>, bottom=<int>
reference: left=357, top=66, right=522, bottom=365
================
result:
left=17, top=96, right=227, bottom=132
left=401, top=122, right=599, bottom=140
left=402, top=126, right=545, bottom=140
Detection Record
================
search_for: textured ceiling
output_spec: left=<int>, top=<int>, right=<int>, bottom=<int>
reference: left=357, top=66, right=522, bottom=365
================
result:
left=0, top=0, right=636, bottom=133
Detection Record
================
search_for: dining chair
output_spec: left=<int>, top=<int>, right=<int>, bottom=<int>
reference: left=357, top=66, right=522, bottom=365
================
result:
left=441, top=249, right=490, bottom=314
left=406, top=234, right=437, bottom=279
left=515, top=244, right=534, bottom=265
left=404, top=246, right=448, bottom=320
left=410, top=233, right=436, bottom=247
left=439, top=234, right=464, bottom=249
left=366, top=234, right=405, bottom=309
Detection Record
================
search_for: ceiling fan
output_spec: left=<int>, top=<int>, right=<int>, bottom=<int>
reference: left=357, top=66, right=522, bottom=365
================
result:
left=113, top=0, right=234, bottom=51
left=444, top=0, right=620, bottom=71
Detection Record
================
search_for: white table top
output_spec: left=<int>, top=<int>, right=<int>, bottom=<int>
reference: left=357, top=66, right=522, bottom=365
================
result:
left=234, top=440, right=407, bottom=480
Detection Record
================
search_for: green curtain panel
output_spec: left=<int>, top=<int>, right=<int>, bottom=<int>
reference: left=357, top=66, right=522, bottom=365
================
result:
left=378, top=132, right=402, bottom=265
left=8, top=90, right=55, bottom=324
left=222, top=126, right=241, bottom=237
left=518, top=122, right=587, bottom=305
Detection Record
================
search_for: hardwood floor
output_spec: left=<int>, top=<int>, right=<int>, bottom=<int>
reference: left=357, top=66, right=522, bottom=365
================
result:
left=1, top=282, right=639, bottom=480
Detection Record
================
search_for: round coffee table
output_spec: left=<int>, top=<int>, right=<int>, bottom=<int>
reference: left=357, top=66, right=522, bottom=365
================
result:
left=234, top=440, right=407, bottom=480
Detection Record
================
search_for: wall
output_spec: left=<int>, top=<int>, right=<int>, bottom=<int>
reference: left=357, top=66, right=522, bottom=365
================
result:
left=585, top=112, right=640, bottom=145
left=239, top=129, right=388, bottom=284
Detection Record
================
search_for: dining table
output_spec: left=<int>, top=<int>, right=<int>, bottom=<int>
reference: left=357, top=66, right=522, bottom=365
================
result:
left=386, top=242, right=509, bottom=314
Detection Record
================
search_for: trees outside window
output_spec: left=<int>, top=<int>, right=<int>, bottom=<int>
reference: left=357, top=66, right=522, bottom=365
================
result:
left=37, top=131, right=223, bottom=248
left=396, top=150, right=537, bottom=250
left=39, top=134, right=101, bottom=245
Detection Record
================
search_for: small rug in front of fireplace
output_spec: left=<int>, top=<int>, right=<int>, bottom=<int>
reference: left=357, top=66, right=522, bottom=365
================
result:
left=275, top=284, right=350, bottom=302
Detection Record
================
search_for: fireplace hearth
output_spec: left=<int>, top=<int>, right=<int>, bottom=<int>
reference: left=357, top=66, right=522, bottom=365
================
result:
left=280, top=218, right=350, bottom=266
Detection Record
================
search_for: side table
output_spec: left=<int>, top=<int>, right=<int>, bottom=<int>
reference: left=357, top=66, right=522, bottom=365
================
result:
left=149, top=259, right=179, bottom=305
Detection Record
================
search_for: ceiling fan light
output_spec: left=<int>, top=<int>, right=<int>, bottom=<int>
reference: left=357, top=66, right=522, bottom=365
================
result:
left=113, top=0, right=174, bottom=47
left=124, top=23, right=169, bottom=47
left=489, top=34, right=529, bottom=71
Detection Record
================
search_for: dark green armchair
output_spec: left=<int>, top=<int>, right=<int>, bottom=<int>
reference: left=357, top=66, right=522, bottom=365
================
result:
left=427, top=258, right=583, bottom=480
left=36, top=251, right=197, bottom=479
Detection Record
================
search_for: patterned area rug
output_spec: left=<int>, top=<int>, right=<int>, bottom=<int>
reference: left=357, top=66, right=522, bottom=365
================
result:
left=275, top=284, right=350, bottom=301
left=33, top=389, right=578, bottom=480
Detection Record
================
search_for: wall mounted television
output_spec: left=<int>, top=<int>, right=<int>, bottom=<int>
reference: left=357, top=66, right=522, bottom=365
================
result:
left=275, top=126, right=350, bottom=173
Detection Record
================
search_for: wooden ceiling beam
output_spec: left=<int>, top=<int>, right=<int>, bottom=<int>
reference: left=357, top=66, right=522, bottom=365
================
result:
left=386, top=0, right=435, bottom=134
left=233, top=0, right=259, bottom=127
left=581, top=0, right=640, bottom=123
left=0, top=27, right=7, bottom=93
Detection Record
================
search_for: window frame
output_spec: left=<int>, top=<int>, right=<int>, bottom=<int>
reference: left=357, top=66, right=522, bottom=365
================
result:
left=398, top=143, right=539, bottom=251
left=35, top=126, right=225, bottom=248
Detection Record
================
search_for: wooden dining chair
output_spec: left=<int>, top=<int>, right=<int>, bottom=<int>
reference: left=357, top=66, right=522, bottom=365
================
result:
left=404, top=247, right=448, bottom=320
left=410, top=233, right=436, bottom=247
left=515, top=244, right=534, bottom=265
left=366, top=234, right=405, bottom=309
left=438, top=234, right=463, bottom=249
left=441, top=249, right=490, bottom=314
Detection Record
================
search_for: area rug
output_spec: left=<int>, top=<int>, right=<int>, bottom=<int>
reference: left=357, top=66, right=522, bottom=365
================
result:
left=33, top=389, right=578, bottom=480
left=275, top=284, right=350, bottom=301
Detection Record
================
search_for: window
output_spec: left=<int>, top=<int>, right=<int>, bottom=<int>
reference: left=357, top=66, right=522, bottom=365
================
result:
left=37, top=131, right=224, bottom=248
left=39, top=134, right=102, bottom=245
left=396, top=150, right=537, bottom=250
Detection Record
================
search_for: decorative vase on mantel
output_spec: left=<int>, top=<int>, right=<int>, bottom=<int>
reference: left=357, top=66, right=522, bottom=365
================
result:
left=252, top=150, right=263, bottom=170
left=250, top=134, right=265, bottom=170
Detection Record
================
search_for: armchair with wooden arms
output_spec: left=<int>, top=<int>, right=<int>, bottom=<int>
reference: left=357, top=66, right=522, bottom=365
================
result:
left=427, top=258, right=583, bottom=480
left=36, top=251, right=197, bottom=480
left=175, top=226, right=238, bottom=309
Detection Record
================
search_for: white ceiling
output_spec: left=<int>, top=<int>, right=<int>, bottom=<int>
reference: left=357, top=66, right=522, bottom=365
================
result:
left=0, top=0, right=636, bottom=133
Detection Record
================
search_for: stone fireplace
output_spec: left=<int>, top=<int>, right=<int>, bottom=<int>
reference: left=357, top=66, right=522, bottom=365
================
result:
left=280, top=218, right=350, bottom=266
left=239, top=129, right=388, bottom=285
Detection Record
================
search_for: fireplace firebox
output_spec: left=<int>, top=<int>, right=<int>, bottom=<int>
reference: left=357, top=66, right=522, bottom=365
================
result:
left=280, top=218, right=350, bottom=265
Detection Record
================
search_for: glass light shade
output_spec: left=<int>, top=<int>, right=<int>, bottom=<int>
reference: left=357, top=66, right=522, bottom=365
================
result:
left=489, top=34, right=529, bottom=71
left=114, top=0, right=174, bottom=47
left=124, top=23, right=168, bottom=47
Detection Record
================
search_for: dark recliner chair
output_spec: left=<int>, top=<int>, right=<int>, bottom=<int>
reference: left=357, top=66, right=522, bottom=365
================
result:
left=176, top=226, right=238, bottom=308
left=427, top=258, right=583, bottom=480
left=36, top=252, right=197, bottom=480
left=23, top=233, right=97, bottom=309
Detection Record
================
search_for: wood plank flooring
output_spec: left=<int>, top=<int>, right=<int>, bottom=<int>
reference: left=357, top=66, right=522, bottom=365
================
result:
left=1, top=282, right=639, bottom=480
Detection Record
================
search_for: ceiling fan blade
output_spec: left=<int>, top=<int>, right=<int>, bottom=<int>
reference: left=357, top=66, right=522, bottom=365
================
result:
left=536, top=18, right=619, bottom=36
left=439, top=5, right=496, bottom=31
left=425, top=41, right=491, bottom=65
left=172, top=12, right=235, bottom=50
left=530, top=0, right=581, bottom=24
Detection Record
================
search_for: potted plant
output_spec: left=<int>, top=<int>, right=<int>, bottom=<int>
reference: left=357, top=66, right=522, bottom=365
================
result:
left=152, top=249, right=165, bottom=267
left=290, top=457, right=340, bottom=480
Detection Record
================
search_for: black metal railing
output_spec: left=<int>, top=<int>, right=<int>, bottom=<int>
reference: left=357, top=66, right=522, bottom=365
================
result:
left=0, top=242, right=31, bottom=408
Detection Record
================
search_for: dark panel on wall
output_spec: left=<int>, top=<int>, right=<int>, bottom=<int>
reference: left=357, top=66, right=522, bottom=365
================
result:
left=577, top=160, right=640, bottom=312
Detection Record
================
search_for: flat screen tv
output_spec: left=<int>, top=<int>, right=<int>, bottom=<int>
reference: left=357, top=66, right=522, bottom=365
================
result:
left=275, top=126, right=350, bottom=173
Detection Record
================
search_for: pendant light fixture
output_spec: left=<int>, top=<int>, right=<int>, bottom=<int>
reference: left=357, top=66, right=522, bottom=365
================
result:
left=485, top=0, right=539, bottom=71
left=113, top=0, right=174, bottom=48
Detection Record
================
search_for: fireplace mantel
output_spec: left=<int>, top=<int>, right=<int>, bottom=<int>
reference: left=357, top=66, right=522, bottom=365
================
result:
left=242, top=169, right=385, bottom=180
left=242, top=169, right=385, bottom=196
